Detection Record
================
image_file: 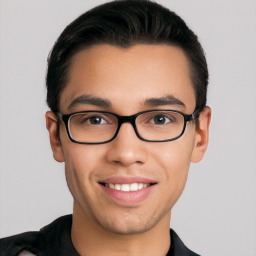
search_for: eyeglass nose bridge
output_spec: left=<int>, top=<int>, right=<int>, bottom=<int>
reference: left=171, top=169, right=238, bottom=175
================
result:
left=112, top=114, right=142, bottom=141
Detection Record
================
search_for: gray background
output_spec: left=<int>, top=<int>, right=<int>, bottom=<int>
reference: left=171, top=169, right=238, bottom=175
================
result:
left=0, top=1, right=256, bottom=255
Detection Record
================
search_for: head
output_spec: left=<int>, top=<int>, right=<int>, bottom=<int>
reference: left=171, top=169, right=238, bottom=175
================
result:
left=46, top=0, right=211, bottom=237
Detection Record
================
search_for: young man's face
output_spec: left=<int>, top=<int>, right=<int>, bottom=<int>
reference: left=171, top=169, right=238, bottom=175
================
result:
left=46, top=44, right=210, bottom=235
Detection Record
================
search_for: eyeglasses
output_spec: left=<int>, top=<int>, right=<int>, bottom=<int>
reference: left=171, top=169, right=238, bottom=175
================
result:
left=57, top=109, right=200, bottom=144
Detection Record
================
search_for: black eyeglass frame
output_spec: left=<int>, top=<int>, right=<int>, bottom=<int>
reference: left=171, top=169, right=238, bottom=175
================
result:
left=57, top=109, right=200, bottom=144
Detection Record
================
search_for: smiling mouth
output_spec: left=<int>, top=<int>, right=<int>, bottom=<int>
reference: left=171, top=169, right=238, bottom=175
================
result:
left=99, top=182, right=155, bottom=192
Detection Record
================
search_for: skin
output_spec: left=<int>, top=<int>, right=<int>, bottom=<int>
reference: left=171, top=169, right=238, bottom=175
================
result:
left=46, top=44, right=211, bottom=256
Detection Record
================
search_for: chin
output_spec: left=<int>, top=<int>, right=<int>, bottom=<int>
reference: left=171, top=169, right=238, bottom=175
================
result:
left=102, top=221, right=153, bottom=235
left=96, top=210, right=167, bottom=236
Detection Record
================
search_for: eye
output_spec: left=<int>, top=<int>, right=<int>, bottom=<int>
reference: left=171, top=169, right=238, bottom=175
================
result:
left=152, top=114, right=171, bottom=124
left=78, top=114, right=108, bottom=125
left=148, top=113, right=177, bottom=125
left=88, top=116, right=107, bottom=125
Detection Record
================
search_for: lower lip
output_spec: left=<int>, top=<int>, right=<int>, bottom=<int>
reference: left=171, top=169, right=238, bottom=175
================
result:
left=100, top=184, right=155, bottom=204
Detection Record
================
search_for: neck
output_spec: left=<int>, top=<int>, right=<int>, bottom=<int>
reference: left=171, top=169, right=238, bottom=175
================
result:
left=71, top=204, right=171, bottom=256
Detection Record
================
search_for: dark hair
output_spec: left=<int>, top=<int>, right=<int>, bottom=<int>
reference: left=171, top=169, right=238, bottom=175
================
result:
left=46, top=0, right=208, bottom=114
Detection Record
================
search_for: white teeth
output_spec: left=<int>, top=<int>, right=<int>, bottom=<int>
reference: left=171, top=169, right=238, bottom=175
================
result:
left=109, top=183, right=115, bottom=189
left=106, top=183, right=149, bottom=192
left=114, top=184, right=121, bottom=190
left=121, top=184, right=130, bottom=191
left=130, top=183, right=139, bottom=191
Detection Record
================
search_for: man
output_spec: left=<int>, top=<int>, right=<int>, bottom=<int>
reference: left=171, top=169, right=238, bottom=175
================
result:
left=0, top=0, right=211, bottom=255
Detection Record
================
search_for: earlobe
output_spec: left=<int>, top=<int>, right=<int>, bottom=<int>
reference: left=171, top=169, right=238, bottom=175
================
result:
left=45, top=111, right=65, bottom=162
left=191, top=106, right=211, bottom=163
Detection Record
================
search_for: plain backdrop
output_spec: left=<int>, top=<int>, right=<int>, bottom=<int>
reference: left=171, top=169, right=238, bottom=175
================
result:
left=0, top=1, right=256, bottom=255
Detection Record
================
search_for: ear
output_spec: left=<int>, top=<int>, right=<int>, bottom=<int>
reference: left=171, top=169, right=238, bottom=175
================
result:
left=191, top=106, right=211, bottom=163
left=45, top=111, right=65, bottom=162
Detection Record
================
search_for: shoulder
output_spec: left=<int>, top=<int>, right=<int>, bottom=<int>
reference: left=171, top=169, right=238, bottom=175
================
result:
left=168, top=229, right=201, bottom=256
left=0, top=215, right=73, bottom=256
left=0, top=231, right=40, bottom=256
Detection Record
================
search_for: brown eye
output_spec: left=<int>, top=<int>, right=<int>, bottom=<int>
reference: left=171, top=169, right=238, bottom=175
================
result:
left=89, top=116, right=105, bottom=125
left=153, top=115, right=167, bottom=124
left=151, top=114, right=175, bottom=125
left=78, top=114, right=108, bottom=125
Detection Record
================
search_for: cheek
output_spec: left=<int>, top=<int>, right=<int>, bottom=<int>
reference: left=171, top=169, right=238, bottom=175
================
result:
left=62, top=143, right=104, bottom=197
left=152, top=134, right=195, bottom=201
left=155, top=136, right=194, bottom=173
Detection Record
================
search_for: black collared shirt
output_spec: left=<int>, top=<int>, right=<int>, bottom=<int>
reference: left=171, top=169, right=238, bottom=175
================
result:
left=0, top=215, right=200, bottom=256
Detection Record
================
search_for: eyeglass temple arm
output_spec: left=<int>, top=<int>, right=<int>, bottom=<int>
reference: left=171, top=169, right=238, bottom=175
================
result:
left=54, top=112, right=63, bottom=120
left=188, top=108, right=201, bottom=121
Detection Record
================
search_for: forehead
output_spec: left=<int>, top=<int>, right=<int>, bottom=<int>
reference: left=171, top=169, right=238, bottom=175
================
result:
left=60, top=44, right=196, bottom=114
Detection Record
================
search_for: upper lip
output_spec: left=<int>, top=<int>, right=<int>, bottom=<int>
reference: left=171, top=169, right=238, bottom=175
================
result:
left=99, top=176, right=157, bottom=184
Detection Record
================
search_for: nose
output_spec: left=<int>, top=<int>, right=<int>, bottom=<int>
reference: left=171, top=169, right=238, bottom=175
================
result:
left=105, top=122, right=149, bottom=167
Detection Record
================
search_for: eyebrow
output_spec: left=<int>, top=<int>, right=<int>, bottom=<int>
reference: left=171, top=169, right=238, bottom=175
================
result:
left=68, top=94, right=112, bottom=109
left=144, top=95, right=185, bottom=108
